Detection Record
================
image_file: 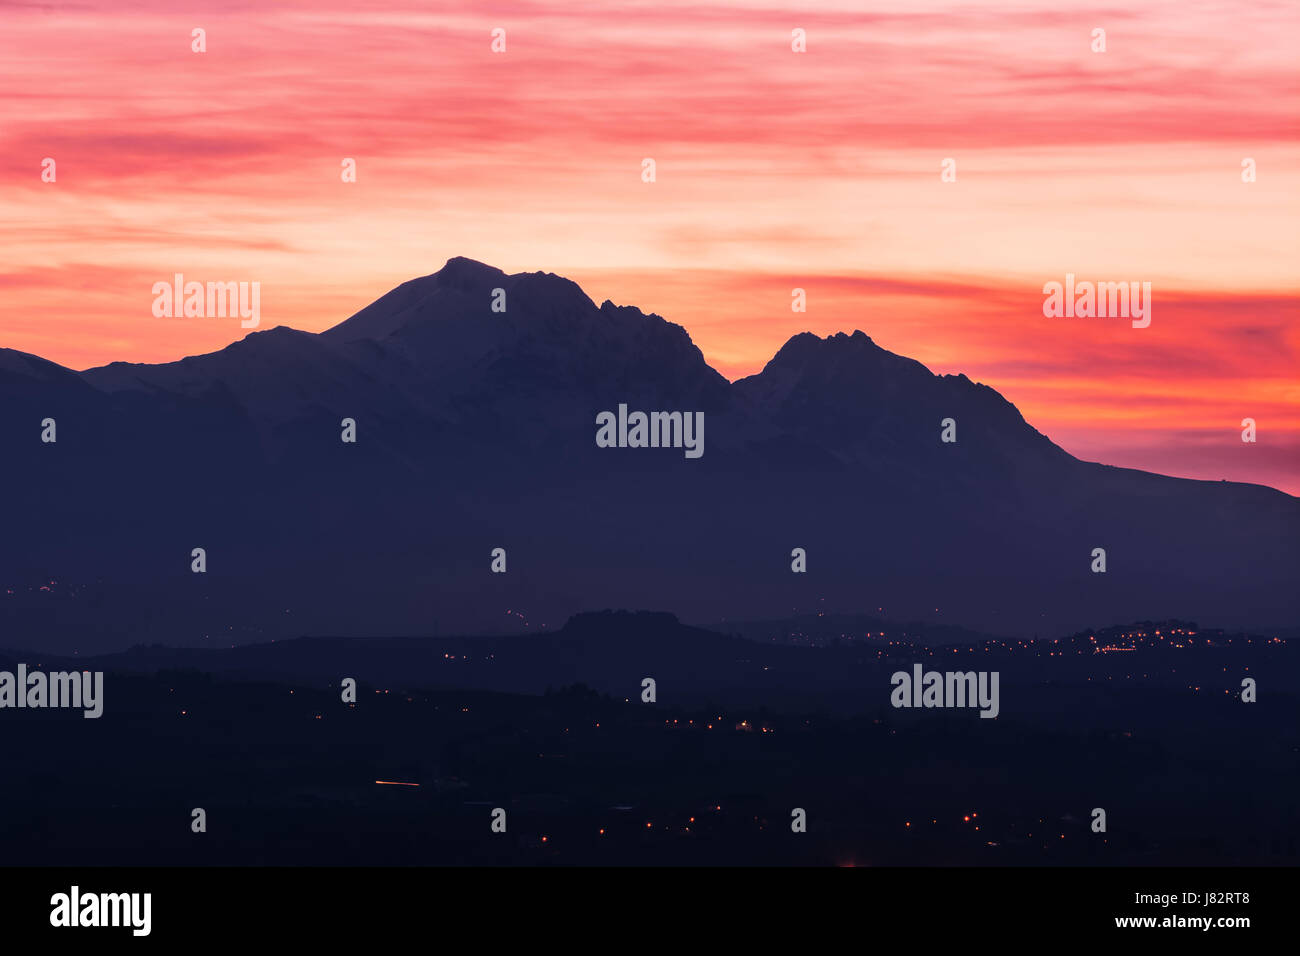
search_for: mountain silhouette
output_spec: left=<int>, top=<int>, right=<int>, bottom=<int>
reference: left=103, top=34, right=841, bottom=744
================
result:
left=2, top=257, right=1295, bottom=652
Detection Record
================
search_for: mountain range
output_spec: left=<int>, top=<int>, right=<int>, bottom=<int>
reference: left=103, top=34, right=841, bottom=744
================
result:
left=1, top=257, right=1295, bottom=653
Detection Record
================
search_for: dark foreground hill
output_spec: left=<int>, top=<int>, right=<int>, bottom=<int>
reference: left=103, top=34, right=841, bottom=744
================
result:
left=1, top=611, right=1294, bottom=866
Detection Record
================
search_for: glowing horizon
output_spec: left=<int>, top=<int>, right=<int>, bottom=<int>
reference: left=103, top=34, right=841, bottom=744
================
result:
left=1, top=0, right=1296, bottom=492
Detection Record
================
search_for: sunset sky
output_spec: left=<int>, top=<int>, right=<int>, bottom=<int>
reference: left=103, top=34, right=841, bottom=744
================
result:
left=2, top=0, right=1297, bottom=491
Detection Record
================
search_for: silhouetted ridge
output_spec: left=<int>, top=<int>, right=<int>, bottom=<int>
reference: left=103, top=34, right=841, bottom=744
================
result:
left=760, top=329, right=933, bottom=382
left=435, top=256, right=508, bottom=289
left=2, top=257, right=1294, bottom=650
left=1, top=348, right=92, bottom=386
left=560, top=610, right=682, bottom=635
